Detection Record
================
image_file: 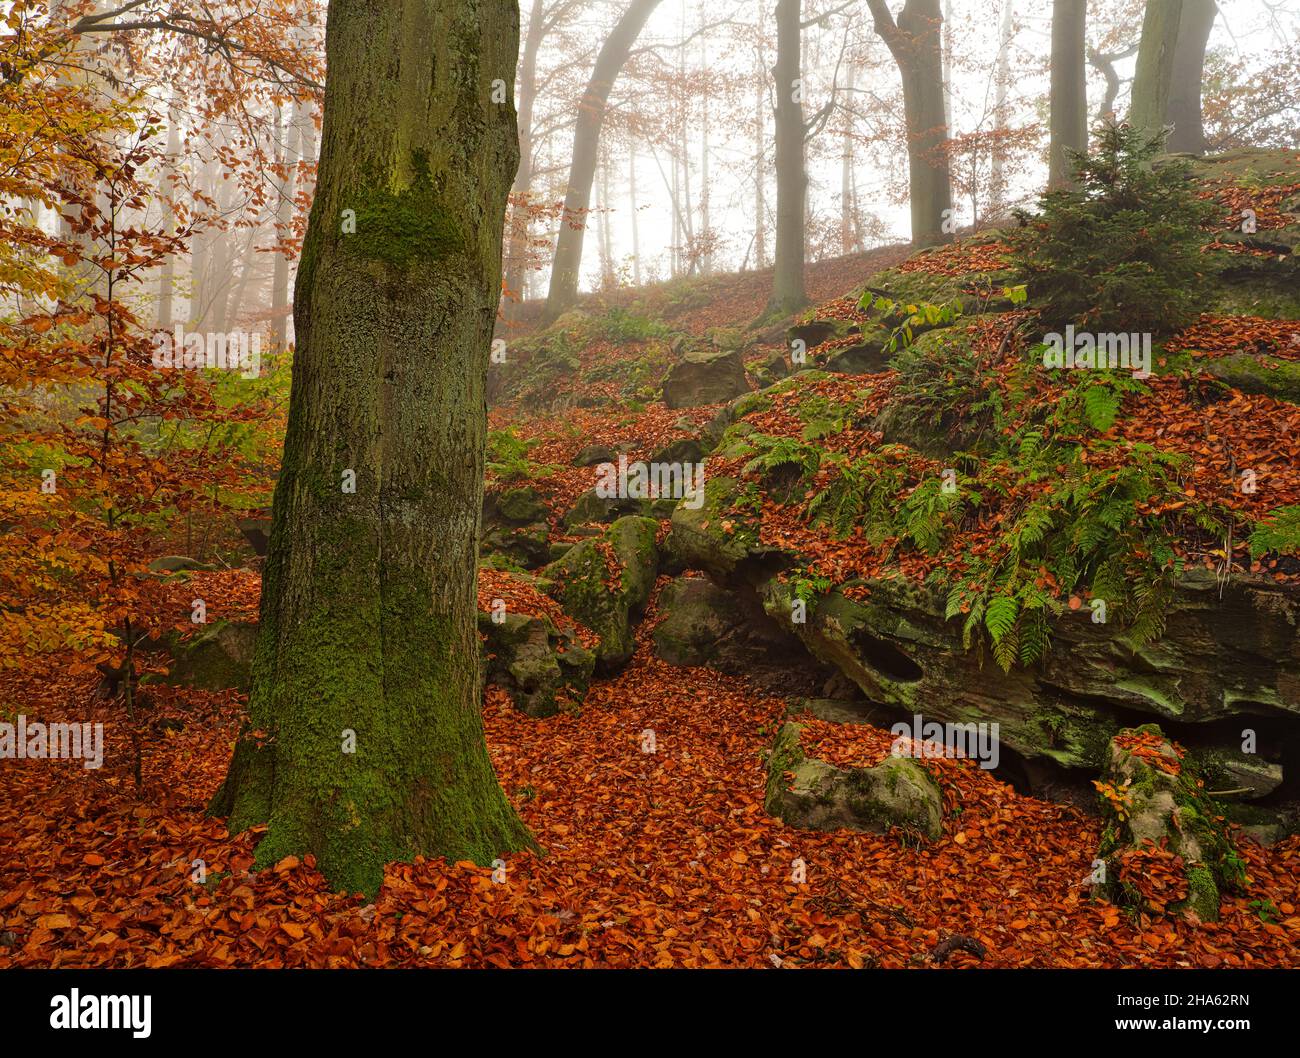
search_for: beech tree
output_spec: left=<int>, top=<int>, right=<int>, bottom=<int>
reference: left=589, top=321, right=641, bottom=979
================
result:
left=1049, top=0, right=1087, bottom=188
left=544, top=0, right=663, bottom=322
left=865, top=0, right=953, bottom=248
left=768, top=0, right=809, bottom=314
left=1166, top=0, right=1217, bottom=154
left=210, top=0, right=534, bottom=896
left=1129, top=0, right=1182, bottom=140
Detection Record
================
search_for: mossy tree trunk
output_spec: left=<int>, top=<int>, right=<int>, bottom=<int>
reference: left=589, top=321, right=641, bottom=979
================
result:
left=867, top=0, right=954, bottom=249
left=1048, top=0, right=1087, bottom=189
left=209, top=0, right=536, bottom=897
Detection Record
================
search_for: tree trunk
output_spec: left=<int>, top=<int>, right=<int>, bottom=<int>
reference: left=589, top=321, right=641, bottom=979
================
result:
left=156, top=86, right=182, bottom=330
left=867, top=0, right=954, bottom=248
left=1129, top=0, right=1183, bottom=142
left=1166, top=0, right=1216, bottom=155
left=988, top=0, right=1014, bottom=213
left=209, top=0, right=534, bottom=898
left=271, top=102, right=302, bottom=350
left=503, top=0, right=545, bottom=319
left=768, top=0, right=808, bottom=315
left=629, top=144, right=641, bottom=285
left=754, top=69, right=766, bottom=270
left=1049, top=0, right=1087, bottom=188
left=543, top=0, right=662, bottom=322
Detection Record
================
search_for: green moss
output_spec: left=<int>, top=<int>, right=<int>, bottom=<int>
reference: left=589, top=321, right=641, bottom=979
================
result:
left=344, top=150, right=464, bottom=268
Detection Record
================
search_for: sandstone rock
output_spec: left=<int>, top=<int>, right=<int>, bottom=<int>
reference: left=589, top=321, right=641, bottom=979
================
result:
left=764, top=722, right=943, bottom=839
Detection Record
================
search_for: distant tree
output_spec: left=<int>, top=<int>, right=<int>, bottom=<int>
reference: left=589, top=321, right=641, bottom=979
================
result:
left=544, top=0, right=663, bottom=322
left=1049, top=0, right=1087, bottom=189
left=1128, top=0, right=1182, bottom=140
left=865, top=0, right=953, bottom=248
left=1165, top=0, right=1216, bottom=155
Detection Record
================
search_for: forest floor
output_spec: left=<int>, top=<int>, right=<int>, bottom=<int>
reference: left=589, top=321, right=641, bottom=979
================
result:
left=5, top=210, right=1300, bottom=967
left=2, top=571, right=1299, bottom=968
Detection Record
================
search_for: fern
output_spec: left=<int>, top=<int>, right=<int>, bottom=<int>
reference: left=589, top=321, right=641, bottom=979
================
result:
left=1249, top=505, right=1300, bottom=558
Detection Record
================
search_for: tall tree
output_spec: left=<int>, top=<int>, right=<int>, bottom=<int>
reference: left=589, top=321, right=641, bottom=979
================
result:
left=543, top=0, right=662, bottom=321
left=1129, top=0, right=1182, bottom=141
left=866, top=0, right=954, bottom=248
left=503, top=0, right=547, bottom=318
left=210, top=0, right=534, bottom=896
left=1165, top=0, right=1216, bottom=154
left=768, top=0, right=808, bottom=313
left=1049, top=0, right=1087, bottom=188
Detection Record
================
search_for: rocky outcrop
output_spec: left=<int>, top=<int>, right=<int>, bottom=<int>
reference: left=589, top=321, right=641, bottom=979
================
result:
left=757, top=570, right=1300, bottom=774
left=478, top=612, right=595, bottom=718
left=1094, top=725, right=1245, bottom=923
left=764, top=722, right=944, bottom=839
left=481, top=486, right=551, bottom=570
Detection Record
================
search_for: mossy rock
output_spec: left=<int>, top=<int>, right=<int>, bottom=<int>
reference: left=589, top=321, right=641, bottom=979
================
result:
left=573, top=444, right=617, bottom=467
left=540, top=515, right=659, bottom=670
left=480, top=521, right=551, bottom=570
left=495, top=486, right=550, bottom=524
left=478, top=611, right=594, bottom=718
left=165, top=620, right=258, bottom=692
left=1202, top=353, right=1300, bottom=404
left=764, top=722, right=943, bottom=839
left=665, top=476, right=763, bottom=577
left=1094, top=724, right=1246, bottom=923
left=563, top=488, right=647, bottom=528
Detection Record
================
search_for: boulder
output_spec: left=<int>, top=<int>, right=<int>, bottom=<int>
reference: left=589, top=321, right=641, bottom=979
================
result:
left=661, top=347, right=750, bottom=409
left=165, top=620, right=258, bottom=692
left=541, top=515, right=659, bottom=670
left=478, top=611, right=595, bottom=718
left=1094, top=725, right=1245, bottom=923
left=563, top=488, right=646, bottom=528
left=574, top=444, right=617, bottom=467
left=665, top=476, right=767, bottom=577
left=653, top=575, right=795, bottom=671
left=764, top=722, right=943, bottom=839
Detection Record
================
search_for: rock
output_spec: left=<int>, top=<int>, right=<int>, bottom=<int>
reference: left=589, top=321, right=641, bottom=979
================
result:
left=661, top=347, right=751, bottom=409
left=1202, top=354, right=1300, bottom=404
left=649, top=437, right=705, bottom=465
left=563, top=487, right=646, bottom=528
left=705, top=326, right=748, bottom=352
left=665, top=476, right=767, bottom=577
left=165, top=620, right=258, bottom=692
left=478, top=612, right=595, bottom=718
left=148, top=555, right=219, bottom=574
left=653, top=575, right=796, bottom=671
left=1095, top=725, right=1245, bottom=923
left=480, top=522, right=551, bottom=570
left=495, top=486, right=549, bottom=524
left=236, top=516, right=272, bottom=557
left=574, top=444, right=617, bottom=467
left=764, top=722, right=943, bottom=839
left=541, top=515, right=659, bottom=670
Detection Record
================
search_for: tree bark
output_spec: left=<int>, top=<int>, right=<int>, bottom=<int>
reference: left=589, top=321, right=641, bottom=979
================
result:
left=209, top=0, right=534, bottom=898
left=1129, top=0, right=1183, bottom=142
left=1166, top=0, right=1216, bottom=155
left=1049, top=0, right=1087, bottom=188
left=768, top=0, right=808, bottom=315
left=543, top=0, right=662, bottom=322
left=866, top=0, right=954, bottom=248
left=156, top=86, right=182, bottom=330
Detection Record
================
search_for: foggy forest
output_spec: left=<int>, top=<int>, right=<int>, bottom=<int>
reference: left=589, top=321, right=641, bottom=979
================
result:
left=3, top=0, right=1300, bottom=1001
